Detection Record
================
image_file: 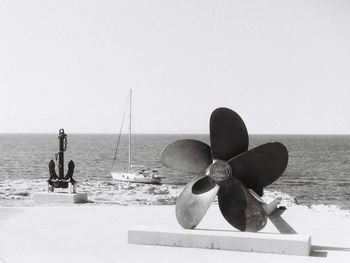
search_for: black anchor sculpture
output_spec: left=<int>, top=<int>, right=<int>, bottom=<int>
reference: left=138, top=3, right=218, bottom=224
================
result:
left=161, top=108, right=288, bottom=232
left=48, top=129, right=77, bottom=193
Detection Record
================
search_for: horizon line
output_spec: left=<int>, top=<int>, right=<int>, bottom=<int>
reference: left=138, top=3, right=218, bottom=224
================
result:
left=0, top=132, right=349, bottom=136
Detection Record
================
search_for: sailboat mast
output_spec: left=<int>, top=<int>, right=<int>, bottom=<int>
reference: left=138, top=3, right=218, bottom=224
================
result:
left=128, top=89, right=132, bottom=172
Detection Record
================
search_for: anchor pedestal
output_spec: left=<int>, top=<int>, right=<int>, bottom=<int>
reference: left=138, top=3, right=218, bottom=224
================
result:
left=33, top=192, right=88, bottom=204
left=33, top=129, right=88, bottom=204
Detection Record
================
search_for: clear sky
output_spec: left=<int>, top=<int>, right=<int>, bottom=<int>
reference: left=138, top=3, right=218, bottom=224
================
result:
left=0, top=0, right=349, bottom=134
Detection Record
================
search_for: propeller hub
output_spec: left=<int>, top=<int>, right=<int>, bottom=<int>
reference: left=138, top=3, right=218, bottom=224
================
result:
left=208, top=160, right=231, bottom=183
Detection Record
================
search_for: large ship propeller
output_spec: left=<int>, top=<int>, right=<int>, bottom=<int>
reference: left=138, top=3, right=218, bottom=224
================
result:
left=161, top=108, right=288, bottom=232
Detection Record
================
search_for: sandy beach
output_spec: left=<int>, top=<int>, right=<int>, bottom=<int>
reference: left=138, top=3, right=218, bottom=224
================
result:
left=0, top=204, right=349, bottom=263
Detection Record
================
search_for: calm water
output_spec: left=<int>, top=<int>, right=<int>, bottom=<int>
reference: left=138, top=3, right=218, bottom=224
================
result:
left=0, top=134, right=349, bottom=210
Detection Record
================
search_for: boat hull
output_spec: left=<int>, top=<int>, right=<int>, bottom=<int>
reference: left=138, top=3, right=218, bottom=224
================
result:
left=111, top=172, right=162, bottom=185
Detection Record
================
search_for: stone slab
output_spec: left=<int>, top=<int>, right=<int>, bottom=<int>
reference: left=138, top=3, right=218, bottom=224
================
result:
left=128, top=225, right=311, bottom=256
left=33, top=192, right=88, bottom=204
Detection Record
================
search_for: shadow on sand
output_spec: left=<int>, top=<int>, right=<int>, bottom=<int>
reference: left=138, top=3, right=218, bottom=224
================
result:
left=311, top=245, right=350, bottom=258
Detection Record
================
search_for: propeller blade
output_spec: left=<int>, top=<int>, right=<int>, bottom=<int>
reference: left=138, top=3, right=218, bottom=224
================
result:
left=161, top=140, right=212, bottom=174
left=218, top=176, right=267, bottom=232
left=176, top=176, right=220, bottom=229
left=230, top=142, right=288, bottom=189
left=210, top=107, right=248, bottom=161
left=192, top=175, right=217, bottom=195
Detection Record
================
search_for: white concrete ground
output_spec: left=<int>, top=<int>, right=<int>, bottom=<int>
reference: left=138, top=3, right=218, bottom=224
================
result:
left=0, top=205, right=349, bottom=263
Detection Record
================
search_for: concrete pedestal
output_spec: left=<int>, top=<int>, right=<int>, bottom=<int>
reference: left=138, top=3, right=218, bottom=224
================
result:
left=33, top=192, right=88, bottom=204
left=128, top=225, right=311, bottom=256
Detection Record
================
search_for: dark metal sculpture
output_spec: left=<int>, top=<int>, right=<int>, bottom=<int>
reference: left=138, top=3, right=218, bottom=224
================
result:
left=161, top=108, right=288, bottom=232
left=48, top=129, right=77, bottom=193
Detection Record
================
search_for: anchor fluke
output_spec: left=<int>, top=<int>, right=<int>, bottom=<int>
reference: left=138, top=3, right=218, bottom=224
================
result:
left=66, top=160, right=77, bottom=185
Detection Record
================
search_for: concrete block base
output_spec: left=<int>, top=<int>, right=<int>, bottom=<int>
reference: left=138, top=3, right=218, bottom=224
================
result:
left=128, top=226, right=311, bottom=256
left=33, top=192, right=88, bottom=204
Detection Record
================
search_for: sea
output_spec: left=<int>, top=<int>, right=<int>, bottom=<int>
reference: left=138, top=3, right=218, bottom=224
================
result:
left=0, top=134, right=349, bottom=215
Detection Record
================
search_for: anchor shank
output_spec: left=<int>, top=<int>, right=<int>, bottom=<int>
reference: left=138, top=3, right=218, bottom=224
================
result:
left=58, top=129, right=67, bottom=180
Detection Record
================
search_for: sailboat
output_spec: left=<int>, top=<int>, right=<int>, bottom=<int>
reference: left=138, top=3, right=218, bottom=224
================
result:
left=110, top=89, right=163, bottom=184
